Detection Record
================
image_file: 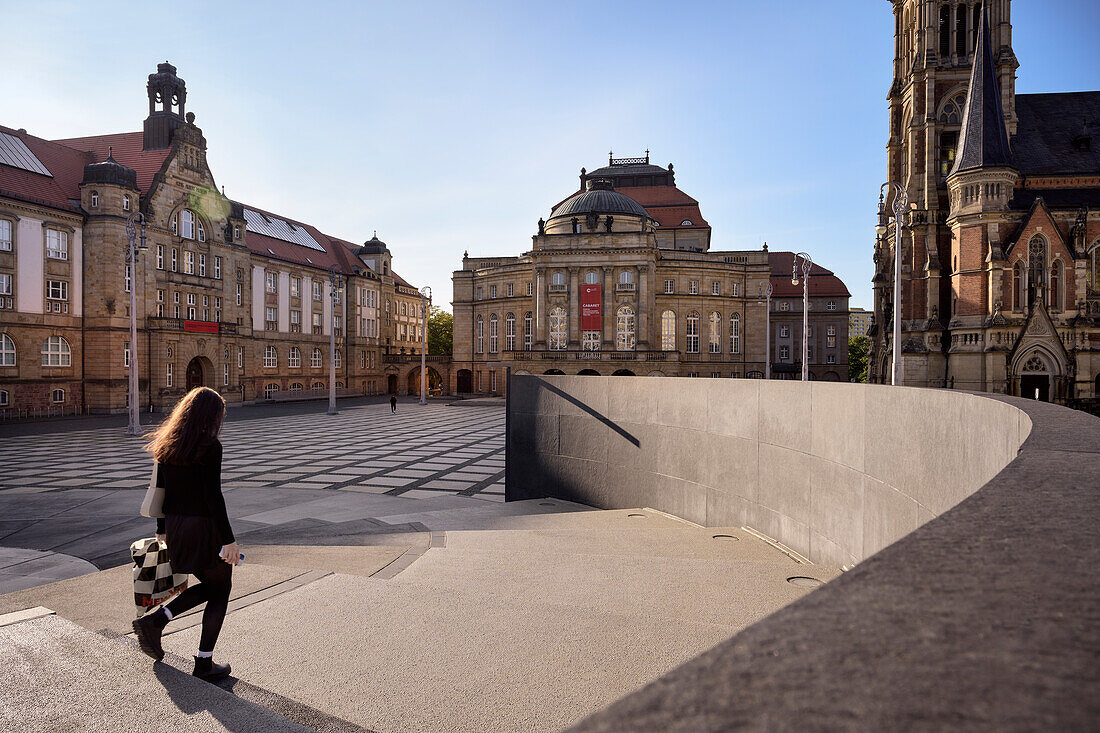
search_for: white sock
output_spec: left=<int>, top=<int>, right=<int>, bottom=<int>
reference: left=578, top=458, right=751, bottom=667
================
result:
left=162, top=607, right=173, bottom=620
left=196, top=650, right=213, bottom=658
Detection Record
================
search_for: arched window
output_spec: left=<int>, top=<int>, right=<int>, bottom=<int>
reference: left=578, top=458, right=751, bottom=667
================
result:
left=290, top=382, right=303, bottom=392
left=0, top=333, right=15, bottom=366
left=1013, top=260, right=1025, bottom=310
left=551, top=272, right=565, bottom=290
left=686, top=311, right=700, bottom=354
left=90, top=191, right=99, bottom=208
left=729, top=313, right=741, bottom=354
left=52, top=388, right=65, bottom=403
left=939, top=4, right=951, bottom=57
left=708, top=312, right=722, bottom=353
left=264, top=383, right=279, bottom=399
left=489, top=314, right=499, bottom=353
left=0, top=390, right=8, bottom=406
left=41, top=336, right=71, bottom=366
left=311, top=381, right=325, bottom=391
left=263, top=346, right=277, bottom=368
left=585, top=271, right=599, bottom=285
left=619, top=270, right=634, bottom=285
left=1028, top=235, right=1046, bottom=306
left=180, top=209, right=195, bottom=240
left=616, top=306, right=636, bottom=351
left=311, top=348, right=323, bottom=368
left=661, top=309, right=676, bottom=351
left=289, top=347, right=301, bottom=368
left=476, top=315, right=484, bottom=353
left=523, top=312, right=533, bottom=351
left=122, top=194, right=130, bottom=212
left=505, top=313, right=516, bottom=351
left=197, top=218, right=206, bottom=243
left=1050, top=259, right=1062, bottom=311
left=548, top=307, right=567, bottom=350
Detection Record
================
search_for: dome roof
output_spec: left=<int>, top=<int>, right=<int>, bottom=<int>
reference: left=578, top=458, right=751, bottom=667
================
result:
left=549, top=179, right=650, bottom=221
left=357, top=232, right=389, bottom=255
left=81, top=152, right=137, bottom=190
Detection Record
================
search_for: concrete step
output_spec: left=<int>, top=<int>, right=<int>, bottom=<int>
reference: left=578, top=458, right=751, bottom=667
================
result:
left=160, top=571, right=738, bottom=733
left=374, top=504, right=681, bottom=531
left=0, top=612, right=314, bottom=732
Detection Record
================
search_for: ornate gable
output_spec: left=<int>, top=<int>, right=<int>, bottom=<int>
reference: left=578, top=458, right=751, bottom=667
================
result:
left=1008, top=299, right=1070, bottom=374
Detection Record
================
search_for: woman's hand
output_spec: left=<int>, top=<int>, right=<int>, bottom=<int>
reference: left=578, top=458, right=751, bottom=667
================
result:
left=220, top=542, right=241, bottom=565
left=156, top=534, right=166, bottom=542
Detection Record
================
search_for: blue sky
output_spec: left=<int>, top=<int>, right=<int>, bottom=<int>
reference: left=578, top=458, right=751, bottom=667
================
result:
left=2, top=1, right=1097, bottom=310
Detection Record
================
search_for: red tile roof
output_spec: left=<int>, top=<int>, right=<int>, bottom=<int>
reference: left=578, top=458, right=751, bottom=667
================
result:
left=0, top=125, right=90, bottom=213
left=768, top=251, right=851, bottom=298
left=236, top=202, right=358, bottom=275
left=52, top=131, right=171, bottom=196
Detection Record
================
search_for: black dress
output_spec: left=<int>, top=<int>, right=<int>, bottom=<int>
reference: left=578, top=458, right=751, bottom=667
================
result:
left=154, top=440, right=234, bottom=574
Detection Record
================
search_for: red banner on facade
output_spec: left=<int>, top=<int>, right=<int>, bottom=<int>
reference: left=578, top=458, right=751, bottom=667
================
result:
left=580, top=284, right=602, bottom=331
left=184, top=320, right=220, bottom=334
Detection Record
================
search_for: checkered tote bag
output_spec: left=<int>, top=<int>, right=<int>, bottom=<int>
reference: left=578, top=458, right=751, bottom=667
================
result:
left=130, top=537, right=188, bottom=618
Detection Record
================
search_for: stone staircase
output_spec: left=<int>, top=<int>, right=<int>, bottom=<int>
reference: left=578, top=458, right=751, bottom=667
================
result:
left=0, top=497, right=837, bottom=733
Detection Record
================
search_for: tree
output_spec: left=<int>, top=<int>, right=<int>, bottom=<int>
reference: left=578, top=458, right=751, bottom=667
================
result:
left=427, top=306, right=453, bottom=355
left=848, top=335, right=870, bottom=383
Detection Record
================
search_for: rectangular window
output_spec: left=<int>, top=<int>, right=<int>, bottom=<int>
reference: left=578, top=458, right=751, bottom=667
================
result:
left=313, top=282, right=323, bottom=301
left=266, top=272, right=277, bottom=293
left=312, top=312, right=323, bottom=335
left=827, top=354, right=836, bottom=364
left=166, top=362, right=173, bottom=387
left=215, top=297, right=221, bottom=309
left=187, top=307, right=196, bottom=320
left=0, top=273, right=10, bottom=295
left=183, top=250, right=194, bottom=274
left=732, top=283, right=740, bottom=297
left=334, top=315, right=342, bottom=335
left=198, top=253, right=206, bottom=277
left=780, top=346, right=790, bottom=360
left=46, top=280, right=68, bottom=300
left=665, top=280, right=675, bottom=294
left=290, top=309, right=301, bottom=332
left=0, top=219, right=11, bottom=250
left=827, top=336, right=836, bottom=348
left=171, top=248, right=178, bottom=272
left=214, top=256, right=222, bottom=279
left=689, top=281, right=698, bottom=295
left=46, top=229, right=68, bottom=260
left=291, top=277, right=301, bottom=298
left=224, top=363, right=229, bottom=385
left=173, top=305, right=180, bottom=318
left=476, top=287, right=483, bottom=300
left=780, top=325, right=790, bottom=338
left=203, top=295, right=209, bottom=307
left=124, top=342, right=130, bottom=368
left=125, top=263, right=132, bottom=292
left=507, top=283, right=514, bottom=297
left=265, top=306, right=278, bottom=330
left=490, top=285, right=497, bottom=299
left=187, top=293, right=196, bottom=306
left=491, top=370, right=497, bottom=392
left=237, top=346, right=243, bottom=368
left=711, top=281, right=720, bottom=295
left=236, top=283, right=242, bottom=306
left=526, top=282, right=532, bottom=296
left=203, top=308, right=209, bottom=321
left=156, top=245, right=164, bottom=269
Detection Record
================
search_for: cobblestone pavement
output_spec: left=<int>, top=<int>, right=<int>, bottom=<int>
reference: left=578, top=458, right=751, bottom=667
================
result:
left=0, top=401, right=505, bottom=590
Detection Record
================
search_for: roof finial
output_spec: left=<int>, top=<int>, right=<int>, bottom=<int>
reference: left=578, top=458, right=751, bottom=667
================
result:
left=644, top=148, right=650, bottom=163
left=609, top=150, right=613, bottom=165
left=373, top=230, right=377, bottom=239
left=107, top=145, right=114, bottom=160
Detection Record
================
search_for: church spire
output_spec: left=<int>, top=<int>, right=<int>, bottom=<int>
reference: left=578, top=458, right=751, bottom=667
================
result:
left=949, top=7, right=1014, bottom=175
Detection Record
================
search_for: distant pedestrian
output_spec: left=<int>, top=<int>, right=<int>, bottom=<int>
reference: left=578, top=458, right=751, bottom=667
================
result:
left=132, top=387, right=239, bottom=683
left=390, top=394, right=398, bottom=413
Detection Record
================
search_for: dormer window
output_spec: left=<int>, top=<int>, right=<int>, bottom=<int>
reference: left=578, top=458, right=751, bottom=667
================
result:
left=90, top=191, right=99, bottom=208
left=123, top=195, right=131, bottom=212
left=680, top=219, right=693, bottom=226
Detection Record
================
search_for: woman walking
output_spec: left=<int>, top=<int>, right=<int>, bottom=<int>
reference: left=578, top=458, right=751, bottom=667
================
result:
left=132, top=387, right=240, bottom=682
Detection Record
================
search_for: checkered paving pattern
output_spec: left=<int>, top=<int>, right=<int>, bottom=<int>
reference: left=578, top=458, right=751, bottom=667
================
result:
left=0, top=403, right=506, bottom=499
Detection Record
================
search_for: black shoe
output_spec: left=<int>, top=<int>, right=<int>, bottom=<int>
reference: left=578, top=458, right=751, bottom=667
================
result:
left=193, top=655, right=231, bottom=682
left=132, top=609, right=168, bottom=661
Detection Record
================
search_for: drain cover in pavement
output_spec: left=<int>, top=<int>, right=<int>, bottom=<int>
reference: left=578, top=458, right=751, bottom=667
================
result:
left=787, top=576, right=823, bottom=588
left=712, top=534, right=739, bottom=542
left=627, top=513, right=646, bottom=518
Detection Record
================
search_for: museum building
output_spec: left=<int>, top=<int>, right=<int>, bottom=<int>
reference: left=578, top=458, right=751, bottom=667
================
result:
left=870, top=2, right=1100, bottom=403
left=452, top=155, right=851, bottom=392
left=0, top=63, right=427, bottom=415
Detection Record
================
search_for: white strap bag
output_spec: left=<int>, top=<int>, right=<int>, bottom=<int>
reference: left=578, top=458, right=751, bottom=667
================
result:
left=139, top=463, right=165, bottom=518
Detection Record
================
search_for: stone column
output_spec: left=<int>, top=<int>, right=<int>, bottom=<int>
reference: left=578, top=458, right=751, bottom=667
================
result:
left=568, top=266, right=580, bottom=347
left=602, top=265, right=614, bottom=349
left=535, top=267, right=547, bottom=348
left=638, top=265, right=649, bottom=348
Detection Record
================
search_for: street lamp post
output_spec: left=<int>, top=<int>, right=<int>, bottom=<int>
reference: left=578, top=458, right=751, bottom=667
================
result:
left=791, top=253, right=813, bottom=381
left=878, top=182, right=909, bottom=387
left=419, top=286, right=432, bottom=405
left=124, top=212, right=147, bottom=436
left=757, top=281, right=773, bottom=380
left=328, top=265, right=343, bottom=415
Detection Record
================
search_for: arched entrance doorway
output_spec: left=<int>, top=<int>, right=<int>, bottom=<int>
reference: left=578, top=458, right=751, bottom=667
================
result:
left=387, top=374, right=398, bottom=395
left=456, top=369, right=472, bottom=393
left=612, top=369, right=635, bottom=376
left=186, top=357, right=207, bottom=391
left=1016, top=350, right=1055, bottom=401
left=577, top=369, right=600, bottom=376
left=544, top=369, right=565, bottom=375
left=407, top=366, right=444, bottom=396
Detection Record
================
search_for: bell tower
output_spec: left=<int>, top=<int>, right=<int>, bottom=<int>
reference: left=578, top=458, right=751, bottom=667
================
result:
left=143, top=62, right=187, bottom=150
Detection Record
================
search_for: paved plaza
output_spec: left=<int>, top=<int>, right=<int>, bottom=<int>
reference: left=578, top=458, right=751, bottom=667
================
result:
left=0, top=399, right=505, bottom=592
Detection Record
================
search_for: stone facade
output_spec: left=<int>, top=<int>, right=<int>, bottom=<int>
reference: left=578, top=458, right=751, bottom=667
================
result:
left=0, top=63, right=426, bottom=416
left=453, top=159, right=851, bottom=393
left=870, top=1, right=1100, bottom=403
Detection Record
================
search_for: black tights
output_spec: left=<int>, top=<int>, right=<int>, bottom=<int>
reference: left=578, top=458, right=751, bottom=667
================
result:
left=164, top=560, right=233, bottom=653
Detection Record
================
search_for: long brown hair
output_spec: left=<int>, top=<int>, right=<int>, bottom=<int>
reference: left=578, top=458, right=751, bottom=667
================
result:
left=145, top=387, right=226, bottom=464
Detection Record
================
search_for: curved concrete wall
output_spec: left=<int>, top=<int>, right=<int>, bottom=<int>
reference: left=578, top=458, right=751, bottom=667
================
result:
left=506, top=376, right=1032, bottom=567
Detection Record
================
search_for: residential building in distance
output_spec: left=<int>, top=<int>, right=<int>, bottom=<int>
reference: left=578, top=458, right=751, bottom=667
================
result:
left=0, top=63, right=426, bottom=415
left=451, top=155, right=851, bottom=393
left=870, top=3, right=1098, bottom=402
left=849, top=307, right=873, bottom=338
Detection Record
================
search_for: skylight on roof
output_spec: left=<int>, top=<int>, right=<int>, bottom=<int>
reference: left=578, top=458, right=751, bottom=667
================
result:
left=0, top=131, right=52, bottom=177
left=244, top=209, right=325, bottom=252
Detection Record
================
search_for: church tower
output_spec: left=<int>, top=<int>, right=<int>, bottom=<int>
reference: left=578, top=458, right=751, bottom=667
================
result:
left=871, top=0, right=1017, bottom=386
left=143, top=62, right=187, bottom=150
